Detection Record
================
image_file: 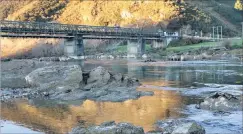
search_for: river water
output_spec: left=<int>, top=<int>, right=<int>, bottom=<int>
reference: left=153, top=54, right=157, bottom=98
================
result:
left=1, top=60, right=242, bottom=133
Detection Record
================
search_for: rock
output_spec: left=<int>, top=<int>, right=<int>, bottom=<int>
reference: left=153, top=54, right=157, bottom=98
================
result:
left=100, top=121, right=116, bottom=127
left=142, top=54, right=148, bottom=59
left=70, top=121, right=144, bottom=134
left=144, top=59, right=156, bottom=62
left=1, top=58, right=11, bottom=62
left=25, top=65, right=83, bottom=90
left=108, top=55, right=115, bottom=59
left=172, top=122, right=205, bottom=134
left=191, top=82, right=206, bottom=88
left=122, top=76, right=141, bottom=87
left=146, top=130, right=163, bottom=134
left=1, top=77, right=30, bottom=88
left=156, top=119, right=205, bottom=134
left=86, top=66, right=110, bottom=88
left=113, top=73, right=123, bottom=81
left=21, top=66, right=153, bottom=102
left=39, top=57, right=60, bottom=62
left=197, top=92, right=242, bottom=111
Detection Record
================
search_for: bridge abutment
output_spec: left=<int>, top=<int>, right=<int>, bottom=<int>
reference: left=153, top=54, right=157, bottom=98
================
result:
left=64, top=36, right=84, bottom=56
left=127, top=38, right=145, bottom=57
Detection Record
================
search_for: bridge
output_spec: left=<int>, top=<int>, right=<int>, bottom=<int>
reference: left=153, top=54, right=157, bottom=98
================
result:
left=0, top=20, right=178, bottom=57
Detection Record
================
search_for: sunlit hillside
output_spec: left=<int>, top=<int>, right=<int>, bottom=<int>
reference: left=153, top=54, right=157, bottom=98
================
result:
left=58, top=1, right=178, bottom=27
left=0, top=0, right=242, bottom=58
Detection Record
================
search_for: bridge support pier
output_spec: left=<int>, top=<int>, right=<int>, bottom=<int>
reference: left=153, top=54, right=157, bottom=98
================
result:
left=151, top=40, right=167, bottom=48
left=64, top=36, right=84, bottom=56
left=127, top=38, right=145, bottom=57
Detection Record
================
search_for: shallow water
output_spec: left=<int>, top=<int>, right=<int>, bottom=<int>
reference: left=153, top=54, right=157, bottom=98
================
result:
left=1, top=60, right=242, bottom=133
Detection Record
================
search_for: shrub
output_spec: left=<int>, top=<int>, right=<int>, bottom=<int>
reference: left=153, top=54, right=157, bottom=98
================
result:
left=168, top=38, right=204, bottom=47
left=222, top=40, right=232, bottom=50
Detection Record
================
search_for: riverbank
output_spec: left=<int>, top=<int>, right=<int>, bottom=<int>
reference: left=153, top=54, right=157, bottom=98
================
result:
left=92, top=38, right=243, bottom=61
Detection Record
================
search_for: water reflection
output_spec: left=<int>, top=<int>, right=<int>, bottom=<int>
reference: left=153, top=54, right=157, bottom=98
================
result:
left=1, top=88, right=183, bottom=133
left=84, top=60, right=243, bottom=85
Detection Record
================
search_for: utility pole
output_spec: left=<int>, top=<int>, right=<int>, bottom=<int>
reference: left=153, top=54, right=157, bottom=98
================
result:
left=242, top=22, right=243, bottom=42
left=217, top=26, right=219, bottom=41
left=212, top=26, right=215, bottom=41
left=220, top=26, right=223, bottom=40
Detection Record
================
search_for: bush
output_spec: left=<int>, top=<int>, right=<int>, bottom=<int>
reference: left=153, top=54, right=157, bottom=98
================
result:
left=222, top=40, right=232, bottom=49
left=168, top=38, right=204, bottom=47
left=231, top=43, right=243, bottom=49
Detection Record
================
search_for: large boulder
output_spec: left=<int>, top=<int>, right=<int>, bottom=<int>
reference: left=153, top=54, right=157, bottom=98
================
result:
left=70, top=121, right=144, bottom=134
left=85, top=66, right=111, bottom=89
left=25, top=65, right=83, bottom=91
left=22, top=65, right=152, bottom=102
left=156, top=119, right=205, bottom=134
left=83, top=66, right=141, bottom=90
left=197, top=92, right=242, bottom=111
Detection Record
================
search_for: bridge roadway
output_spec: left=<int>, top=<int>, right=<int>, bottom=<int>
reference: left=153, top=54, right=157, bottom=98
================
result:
left=0, top=20, right=178, bottom=56
left=0, top=20, right=166, bottom=39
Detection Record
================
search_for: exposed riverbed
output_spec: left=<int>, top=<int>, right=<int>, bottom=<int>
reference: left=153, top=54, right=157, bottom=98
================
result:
left=1, top=59, right=242, bottom=133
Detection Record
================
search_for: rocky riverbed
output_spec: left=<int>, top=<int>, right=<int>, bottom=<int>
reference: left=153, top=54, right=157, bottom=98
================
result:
left=1, top=59, right=242, bottom=133
left=1, top=60, right=153, bottom=102
left=70, top=119, right=206, bottom=134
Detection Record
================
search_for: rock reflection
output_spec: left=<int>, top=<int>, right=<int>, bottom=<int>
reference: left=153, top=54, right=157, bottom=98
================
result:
left=1, top=86, right=183, bottom=133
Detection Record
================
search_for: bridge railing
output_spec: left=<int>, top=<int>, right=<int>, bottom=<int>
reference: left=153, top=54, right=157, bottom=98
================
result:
left=0, top=20, right=166, bottom=38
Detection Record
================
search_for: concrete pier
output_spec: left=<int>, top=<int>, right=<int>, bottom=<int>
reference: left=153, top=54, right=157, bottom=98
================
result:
left=64, top=36, right=84, bottom=56
left=151, top=40, right=166, bottom=48
left=127, top=38, right=145, bottom=57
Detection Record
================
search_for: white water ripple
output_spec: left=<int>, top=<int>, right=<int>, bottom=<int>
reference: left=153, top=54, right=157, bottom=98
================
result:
left=183, top=105, right=243, bottom=134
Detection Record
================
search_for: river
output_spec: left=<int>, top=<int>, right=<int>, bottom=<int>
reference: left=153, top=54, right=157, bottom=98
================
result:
left=1, top=59, right=242, bottom=133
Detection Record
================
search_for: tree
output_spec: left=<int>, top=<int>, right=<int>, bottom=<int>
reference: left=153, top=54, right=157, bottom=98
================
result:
left=234, top=0, right=243, bottom=11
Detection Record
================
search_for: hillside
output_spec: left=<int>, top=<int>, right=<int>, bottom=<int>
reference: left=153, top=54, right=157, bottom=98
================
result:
left=0, top=0, right=242, bottom=58
left=0, top=0, right=241, bottom=35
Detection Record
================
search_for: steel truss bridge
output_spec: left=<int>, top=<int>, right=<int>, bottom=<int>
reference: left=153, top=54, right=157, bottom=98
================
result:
left=0, top=20, right=178, bottom=40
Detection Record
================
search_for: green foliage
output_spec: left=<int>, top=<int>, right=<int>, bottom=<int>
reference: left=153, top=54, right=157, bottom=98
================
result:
left=223, top=39, right=243, bottom=50
left=180, top=6, right=212, bottom=33
left=222, top=40, right=232, bottom=49
left=168, top=38, right=205, bottom=47
left=213, top=0, right=242, bottom=27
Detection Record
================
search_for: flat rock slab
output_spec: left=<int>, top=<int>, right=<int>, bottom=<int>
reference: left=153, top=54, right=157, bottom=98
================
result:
left=70, top=121, right=144, bottom=134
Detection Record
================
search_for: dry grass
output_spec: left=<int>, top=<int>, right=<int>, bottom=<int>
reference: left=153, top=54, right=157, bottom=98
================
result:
left=58, top=1, right=178, bottom=26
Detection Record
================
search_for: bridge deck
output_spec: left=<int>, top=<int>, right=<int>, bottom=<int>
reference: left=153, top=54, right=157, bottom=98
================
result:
left=0, top=21, right=180, bottom=39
